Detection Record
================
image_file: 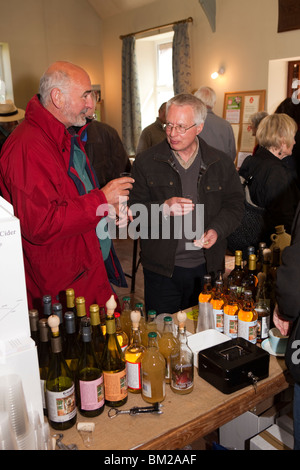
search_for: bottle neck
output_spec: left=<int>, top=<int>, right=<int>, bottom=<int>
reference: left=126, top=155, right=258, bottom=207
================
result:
left=131, top=326, right=141, bottom=345
left=106, top=316, right=116, bottom=335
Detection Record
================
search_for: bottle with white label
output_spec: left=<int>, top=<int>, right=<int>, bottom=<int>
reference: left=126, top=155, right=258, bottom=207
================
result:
left=46, top=315, right=77, bottom=430
left=210, top=280, right=225, bottom=332
left=238, top=290, right=258, bottom=344
left=125, top=310, right=146, bottom=393
left=224, top=286, right=239, bottom=339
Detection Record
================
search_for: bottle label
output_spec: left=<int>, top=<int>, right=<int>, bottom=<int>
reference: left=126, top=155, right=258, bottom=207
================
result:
left=142, top=371, right=165, bottom=399
left=238, top=319, right=257, bottom=344
left=171, top=364, right=193, bottom=391
left=126, top=361, right=142, bottom=390
left=46, top=384, right=76, bottom=423
left=79, top=376, right=104, bottom=411
left=212, top=307, right=224, bottom=332
left=103, top=369, right=127, bottom=401
left=257, top=315, right=270, bottom=340
left=224, top=313, right=238, bottom=338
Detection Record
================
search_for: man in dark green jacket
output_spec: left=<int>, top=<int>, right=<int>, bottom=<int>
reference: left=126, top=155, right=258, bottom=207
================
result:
left=129, top=93, right=244, bottom=314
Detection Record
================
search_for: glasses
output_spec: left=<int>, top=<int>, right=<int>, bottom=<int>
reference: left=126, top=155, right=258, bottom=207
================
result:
left=164, top=122, right=197, bottom=135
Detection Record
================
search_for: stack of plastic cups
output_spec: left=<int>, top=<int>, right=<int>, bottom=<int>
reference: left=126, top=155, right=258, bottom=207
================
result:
left=0, top=374, right=36, bottom=450
left=0, top=411, right=18, bottom=450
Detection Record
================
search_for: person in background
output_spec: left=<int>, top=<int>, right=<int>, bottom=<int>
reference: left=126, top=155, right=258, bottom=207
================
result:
left=239, top=113, right=300, bottom=243
left=129, top=93, right=244, bottom=315
left=194, top=86, right=236, bottom=161
left=82, top=115, right=131, bottom=188
left=249, top=110, right=268, bottom=155
left=136, top=102, right=167, bottom=154
left=0, top=100, right=24, bottom=151
left=274, top=201, right=300, bottom=450
left=0, top=61, right=133, bottom=311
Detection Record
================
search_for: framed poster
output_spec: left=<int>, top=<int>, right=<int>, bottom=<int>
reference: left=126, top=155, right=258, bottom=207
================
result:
left=223, top=90, right=266, bottom=168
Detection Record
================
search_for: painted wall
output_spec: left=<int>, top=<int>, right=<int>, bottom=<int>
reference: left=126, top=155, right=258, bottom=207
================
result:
left=0, top=0, right=104, bottom=111
left=1, top=0, right=300, bottom=138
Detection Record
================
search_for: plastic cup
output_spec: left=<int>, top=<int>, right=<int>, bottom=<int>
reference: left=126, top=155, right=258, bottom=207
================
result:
left=0, top=374, right=30, bottom=437
left=0, top=411, right=18, bottom=450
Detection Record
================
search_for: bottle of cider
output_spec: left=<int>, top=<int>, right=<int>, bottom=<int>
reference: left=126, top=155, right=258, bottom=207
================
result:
left=158, top=316, right=179, bottom=384
left=101, top=295, right=128, bottom=407
left=77, top=318, right=105, bottom=418
left=46, top=315, right=77, bottom=430
left=125, top=310, right=146, bottom=393
left=210, top=280, right=225, bottom=333
left=141, top=332, right=166, bottom=404
left=115, top=312, right=129, bottom=354
left=223, top=285, right=239, bottom=339
left=238, top=290, right=258, bottom=344
left=170, top=311, right=194, bottom=395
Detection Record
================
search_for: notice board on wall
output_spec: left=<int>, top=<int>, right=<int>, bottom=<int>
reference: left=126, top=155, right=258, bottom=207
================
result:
left=223, top=90, right=266, bottom=169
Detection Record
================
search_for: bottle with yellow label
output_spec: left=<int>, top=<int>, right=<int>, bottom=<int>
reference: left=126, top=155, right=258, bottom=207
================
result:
left=223, top=285, right=239, bottom=339
left=238, top=290, right=258, bottom=344
left=210, top=280, right=225, bottom=333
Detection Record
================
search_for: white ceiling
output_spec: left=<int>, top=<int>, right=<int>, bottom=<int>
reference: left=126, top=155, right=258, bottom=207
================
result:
left=87, top=0, right=158, bottom=19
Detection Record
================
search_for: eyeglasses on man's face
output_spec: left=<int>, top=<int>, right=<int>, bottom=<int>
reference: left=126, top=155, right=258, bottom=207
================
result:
left=164, top=122, right=197, bottom=135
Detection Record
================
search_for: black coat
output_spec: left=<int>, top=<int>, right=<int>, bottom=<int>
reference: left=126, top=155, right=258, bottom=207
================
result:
left=239, top=146, right=300, bottom=240
left=129, top=137, right=245, bottom=279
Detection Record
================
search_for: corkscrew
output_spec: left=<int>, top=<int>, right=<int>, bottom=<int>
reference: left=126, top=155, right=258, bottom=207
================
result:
left=108, top=402, right=163, bottom=419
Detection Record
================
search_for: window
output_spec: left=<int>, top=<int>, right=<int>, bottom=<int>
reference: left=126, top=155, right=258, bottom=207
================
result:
left=0, top=43, right=14, bottom=101
left=136, top=32, right=174, bottom=129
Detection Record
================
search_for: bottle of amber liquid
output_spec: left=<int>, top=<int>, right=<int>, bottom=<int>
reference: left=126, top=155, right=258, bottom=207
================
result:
left=101, top=295, right=128, bottom=407
left=238, top=290, right=258, bottom=344
left=158, top=316, right=179, bottom=384
left=224, top=285, right=239, bottom=339
left=125, top=310, right=146, bottom=393
left=115, top=312, right=129, bottom=354
left=170, top=311, right=194, bottom=395
left=210, top=280, right=225, bottom=333
left=230, top=250, right=245, bottom=298
left=198, top=274, right=213, bottom=304
left=89, top=304, right=105, bottom=364
left=141, top=332, right=166, bottom=404
left=134, top=302, right=147, bottom=346
left=120, top=296, right=132, bottom=339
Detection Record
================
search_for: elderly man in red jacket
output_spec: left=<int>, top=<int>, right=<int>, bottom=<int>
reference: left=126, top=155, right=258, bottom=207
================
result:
left=0, top=61, right=133, bottom=312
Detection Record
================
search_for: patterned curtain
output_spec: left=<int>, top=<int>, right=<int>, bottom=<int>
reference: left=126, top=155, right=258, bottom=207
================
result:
left=172, top=22, right=192, bottom=95
left=121, top=36, right=142, bottom=155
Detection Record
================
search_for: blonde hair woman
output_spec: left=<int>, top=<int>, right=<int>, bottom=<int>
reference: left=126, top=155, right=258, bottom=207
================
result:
left=239, top=113, right=300, bottom=243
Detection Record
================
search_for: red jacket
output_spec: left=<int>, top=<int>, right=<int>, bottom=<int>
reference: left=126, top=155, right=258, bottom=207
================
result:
left=0, top=95, right=115, bottom=312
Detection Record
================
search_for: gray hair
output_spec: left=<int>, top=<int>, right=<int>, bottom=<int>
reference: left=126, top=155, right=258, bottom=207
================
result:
left=194, top=87, right=216, bottom=109
left=250, top=111, right=269, bottom=130
left=166, top=93, right=207, bottom=124
left=39, top=69, right=71, bottom=106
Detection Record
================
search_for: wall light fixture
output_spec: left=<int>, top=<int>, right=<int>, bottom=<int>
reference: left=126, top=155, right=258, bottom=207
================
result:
left=211, top=66, right=225, bottom=80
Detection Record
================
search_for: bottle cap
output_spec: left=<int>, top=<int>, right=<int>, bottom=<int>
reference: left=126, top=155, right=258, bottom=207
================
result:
left=163, top=316, right=172, bottom=322
left=43, top=295, right=51, bottom=304
left=48, top=314, right=60, bottom=335
left=106, top=294, right=117, bottom=314
left=148, top=332, right=157, bottom=338
left=89, top=304, right=99, bottom=313
left=81, top=318, right=92, bottom=342
left=66, top=288, right=74, bottom=296
left=130, top=310, right=141, bottom=328
left=177, top=311, right=187, bottom=328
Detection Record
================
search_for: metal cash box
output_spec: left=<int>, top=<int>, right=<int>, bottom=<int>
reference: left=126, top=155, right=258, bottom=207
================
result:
left=198, top=337, right=270, bottom=394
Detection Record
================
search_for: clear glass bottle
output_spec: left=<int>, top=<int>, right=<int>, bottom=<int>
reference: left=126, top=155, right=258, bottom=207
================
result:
left=170, top=311, right=194, bottom=395
left=125, top=310, right=146, bottom=393
left=101, top=295, right=128, bottom=407
left=38, top=318, right=51, bottom=416
left=77, top=318, right=105, bottom=418
left=115, top=312, right=129, bottom=354
left=64, top=311, right=80, bottom=378
left=29, top=308, right=40, bottom=348
left=89, top=304, right=105, bottom=364
left=46, top=315, right=77, bottom=430
left=146, top=310, right=161, bottom=339
left=134, top=302, right=147, bottom=346
left=210, top=280, right=225, bottom=333
left=141, top=332, right=166, bottom=404
left=223, top=285, right=239, bottom=339
left=255, top=272, right=271, bottom=344
left=238, top=290, right=258, bottom=344
left=120, top=296, right=132, bottom=339
left=158, top=316, right=179, bottom=384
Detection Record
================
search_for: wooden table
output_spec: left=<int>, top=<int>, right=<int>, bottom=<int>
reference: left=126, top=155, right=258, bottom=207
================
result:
left=50, top=324, right=291, bottom=450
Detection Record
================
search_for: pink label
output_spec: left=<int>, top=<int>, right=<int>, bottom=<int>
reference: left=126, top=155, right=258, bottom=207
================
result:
left=79, top=375, right=104, bottom=411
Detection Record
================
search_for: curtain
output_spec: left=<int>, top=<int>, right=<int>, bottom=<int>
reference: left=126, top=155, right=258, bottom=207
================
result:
left=172, top=22, right=192, bottom=95
left=121, top=36, right=142, bottom=155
